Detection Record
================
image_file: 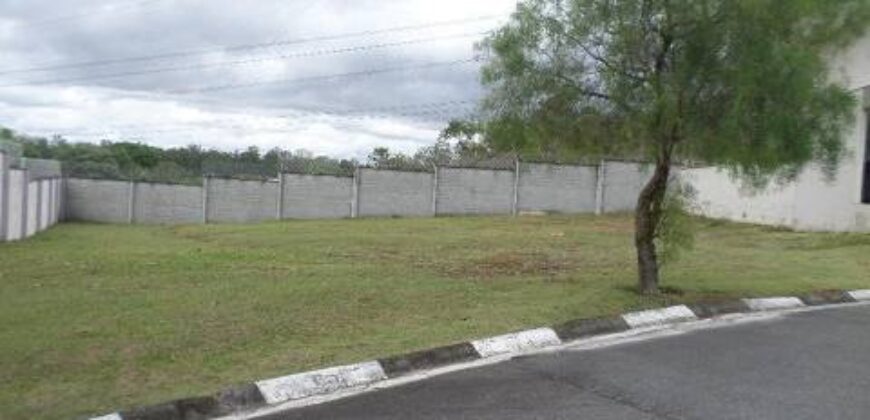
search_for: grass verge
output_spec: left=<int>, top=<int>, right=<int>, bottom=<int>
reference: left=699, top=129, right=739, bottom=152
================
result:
left=1, top=214, right=869, bottom=419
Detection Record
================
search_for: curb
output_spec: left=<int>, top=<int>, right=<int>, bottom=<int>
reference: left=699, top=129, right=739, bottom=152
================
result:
left=91, top=289, right=870, bottom=420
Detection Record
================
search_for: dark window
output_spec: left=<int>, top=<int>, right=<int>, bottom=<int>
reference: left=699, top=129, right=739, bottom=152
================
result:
left=864, top=111, right=870, bottom=204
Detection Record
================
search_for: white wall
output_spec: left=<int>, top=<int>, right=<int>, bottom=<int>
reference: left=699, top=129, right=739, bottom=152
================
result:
left=683, top=167, right=798, bottom=227
left=26, top=180, right=38, bottom=237
left=6, top=170, right=25, bottom=241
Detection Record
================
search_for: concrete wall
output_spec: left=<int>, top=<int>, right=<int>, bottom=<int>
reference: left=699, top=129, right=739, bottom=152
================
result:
left=0, top=153, right=6, bottom=240
left=436, top=167, right=515, bottom=215
left=281, top=174, right=353, bottom=219
left=601, top=161, right=653, bottom=212
left=55, top=162, right=653, bottom=226
left=66, top=178, right=131, bottom=223
left=25, top=181, right=38, bottom=237
left=518, top=163, right=598, bottom=213
left=358, top=169, right=433, bottom=217
left=39, top=179, right=51, bottom=230
left=207, top=177, right=278, bottom=223
left=6, top=170, right=25, bottom=241
left=134, top=182, right=203, bottom=224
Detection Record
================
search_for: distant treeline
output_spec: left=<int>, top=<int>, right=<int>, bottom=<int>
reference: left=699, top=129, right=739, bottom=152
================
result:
left=0, top=126, right=502, bottom=184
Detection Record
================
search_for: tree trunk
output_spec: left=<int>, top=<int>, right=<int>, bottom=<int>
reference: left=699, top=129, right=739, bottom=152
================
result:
left=634, top=159, right=672, bottom=295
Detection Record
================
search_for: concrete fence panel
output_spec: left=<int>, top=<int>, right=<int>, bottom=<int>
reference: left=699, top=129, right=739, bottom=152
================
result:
left=282, top=174, right=353, bottom=219
left=518, top=163, right=598, bottom=213
left=6, top=170, right=25, bottom=241
left=358, top=169, right=433, bottom=217
left=39, top=179, right=51, bottom=231
left=51, top=179, right=60, bottom=225
left=601, top=161, right=653, bottom=212
left=436, top=168, right=515, bottom=215
left=207, top=178, right=278, bottom=223
left=66, top=178, right=131, bottom=223
left=26, top=180, right=38, bottom=237
left=134, top=183, right=204, bottom=224
left=0, top=153, right=6, bottom=240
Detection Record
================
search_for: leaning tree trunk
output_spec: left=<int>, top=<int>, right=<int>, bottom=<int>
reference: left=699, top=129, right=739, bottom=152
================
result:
left=634, top=159, right=672, bottom=295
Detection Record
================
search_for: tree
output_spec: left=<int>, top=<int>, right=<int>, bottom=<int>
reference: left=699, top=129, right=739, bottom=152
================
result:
left=474, top=0, right=870, bottom=293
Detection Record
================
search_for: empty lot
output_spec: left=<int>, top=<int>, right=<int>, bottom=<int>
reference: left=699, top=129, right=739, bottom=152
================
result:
left=2, top=214, right=870, bottom=419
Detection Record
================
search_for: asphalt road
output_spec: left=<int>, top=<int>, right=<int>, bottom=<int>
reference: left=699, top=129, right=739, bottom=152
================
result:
left=258, top=304, right=870, bottom=420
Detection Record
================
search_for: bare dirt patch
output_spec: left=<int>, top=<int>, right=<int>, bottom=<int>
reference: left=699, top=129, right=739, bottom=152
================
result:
left=444, top=252, right=577, bottom=279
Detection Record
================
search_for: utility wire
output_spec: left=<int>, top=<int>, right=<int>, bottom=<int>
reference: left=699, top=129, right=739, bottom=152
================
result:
left=15, top=0, right=168, bottom=28
left=169, top=58, right=479, bottom=94
left=0, top=14, right=503, bottom=75
left=0, top=32, right=487, bottom=88
left=48, top=100, right=478, bottom=138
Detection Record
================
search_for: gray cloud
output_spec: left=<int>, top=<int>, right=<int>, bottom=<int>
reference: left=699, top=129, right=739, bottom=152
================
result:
left=0, top=0, right=516, bottom=158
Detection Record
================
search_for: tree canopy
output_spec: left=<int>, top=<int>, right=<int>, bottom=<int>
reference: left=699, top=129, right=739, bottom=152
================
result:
left=469, top=0, right=870, bottom=292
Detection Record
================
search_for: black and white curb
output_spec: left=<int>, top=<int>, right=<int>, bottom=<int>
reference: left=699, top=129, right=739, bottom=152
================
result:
left=90, top=289, right=870, bottom=420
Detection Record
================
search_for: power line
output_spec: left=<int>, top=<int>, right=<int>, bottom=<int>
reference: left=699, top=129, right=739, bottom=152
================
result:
left=45, top=100, right=478, bottom=138
left=169, top=58, right=480, bottom=94
left=15, top=0, right=168, bottom=28
left=0, top=14, right=504, bottom=75
left=0, top=32, right=487, bottom=88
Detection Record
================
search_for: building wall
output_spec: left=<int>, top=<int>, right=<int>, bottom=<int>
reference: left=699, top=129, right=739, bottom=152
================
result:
left=281, top=174, right=353, bottom=219
left=66, top=178, right=131, bottom=223
left=518, top=163, right=598, bottom=213
left=134, top=182, right=203, bottom=224
left=683, top=167, right=798, bottom=227
left=358, top=169, right=433, bottom=217
left=207, top=178, right=278, bottom=223
left=436, top=167, right=515, bottom=215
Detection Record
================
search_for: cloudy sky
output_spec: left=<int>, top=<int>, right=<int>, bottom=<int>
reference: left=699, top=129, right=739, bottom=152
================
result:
left=0, top=0, right=518, bottom=158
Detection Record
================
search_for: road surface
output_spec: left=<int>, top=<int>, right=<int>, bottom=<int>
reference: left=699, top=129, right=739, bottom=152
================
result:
left=257, top=304, right=870, bottom=420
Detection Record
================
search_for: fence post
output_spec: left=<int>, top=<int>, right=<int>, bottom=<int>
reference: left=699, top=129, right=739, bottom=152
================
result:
left=127, top=181, right=136, bottom=224
left=595, top=160, right=606, bottom=215
left=351, top=167, right=360, bottom=218
left=512, top=158, right=520, bottom=216
left=202, top=175, right=210, bottom=224
left=276, top=172, right=285, bottom=220
left=431, top=165, right=439, bottom=217
left=0, top=152, right=7, bottom=241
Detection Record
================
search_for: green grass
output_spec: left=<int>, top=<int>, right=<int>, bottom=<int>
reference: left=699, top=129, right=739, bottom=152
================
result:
left=2, top=214, right=870, bottom=419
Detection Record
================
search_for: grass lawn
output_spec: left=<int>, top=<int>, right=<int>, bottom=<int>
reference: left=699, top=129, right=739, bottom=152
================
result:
left=2, top=214, right=870, bottom=419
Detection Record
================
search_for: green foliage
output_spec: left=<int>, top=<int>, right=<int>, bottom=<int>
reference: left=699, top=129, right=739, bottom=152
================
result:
left=0, top=127, right=360, bottom=183
left=655, top=180, right=697, bottom=265
left=476, top=0, right=870, bottom=180
left=470, top=0, right=870, bottom=289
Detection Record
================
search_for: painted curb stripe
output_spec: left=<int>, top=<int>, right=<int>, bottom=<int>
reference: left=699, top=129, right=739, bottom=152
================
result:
left=553, top=316, right=630, bottom=341
left=471, top=328, right=562, bottom=358
left=688, top=300, right=750, bottom=319
left=742, top=297, right=805, bottom=311
left=848, top=290, right=870, bottom=301
left=256, top=361, right=387, bottom=405
left=90, top=414, right=122, bottom=420
left=799, top=290, right=854, bottom=306
left=621, top=305, right=697, bottom=329
left=379, top=342, right=480, bottom=377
